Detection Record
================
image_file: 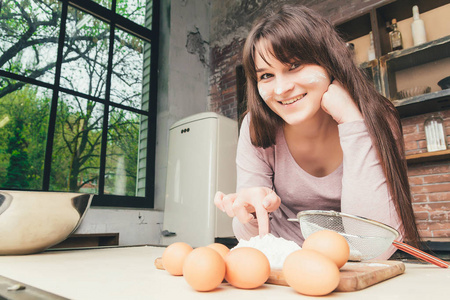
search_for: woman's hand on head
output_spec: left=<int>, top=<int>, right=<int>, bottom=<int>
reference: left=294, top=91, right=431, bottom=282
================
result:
left=321, top=80, right=363, bottom=124
left=213, top=187, right=281, bottom=236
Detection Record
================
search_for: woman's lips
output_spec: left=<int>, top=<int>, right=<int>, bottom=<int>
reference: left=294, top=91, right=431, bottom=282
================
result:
left=280, top=94, right=306, bottom=105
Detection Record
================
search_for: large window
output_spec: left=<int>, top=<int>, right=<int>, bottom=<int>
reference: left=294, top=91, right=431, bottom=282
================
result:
left=0, top=0, right=159, bottom=208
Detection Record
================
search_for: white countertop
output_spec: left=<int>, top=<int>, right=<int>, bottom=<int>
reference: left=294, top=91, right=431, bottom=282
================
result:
left=0, top=245, right=449, bottom=299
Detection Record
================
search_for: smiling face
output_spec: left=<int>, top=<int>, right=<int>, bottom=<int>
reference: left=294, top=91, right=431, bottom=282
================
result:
left=255, top=40, right=331, bottom=126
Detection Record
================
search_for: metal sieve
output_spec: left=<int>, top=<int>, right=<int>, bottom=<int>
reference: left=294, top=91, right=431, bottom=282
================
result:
left=288, top=210, right=449, bottom=268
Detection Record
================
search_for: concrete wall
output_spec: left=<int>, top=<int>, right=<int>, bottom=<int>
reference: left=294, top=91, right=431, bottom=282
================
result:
left=154, top=0, right=211, bottom=212
left=75, top=208, right=164, bottom=246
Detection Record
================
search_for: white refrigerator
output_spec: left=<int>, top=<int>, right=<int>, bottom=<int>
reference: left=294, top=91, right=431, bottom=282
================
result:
left=162, top=112, right=238, bottom=247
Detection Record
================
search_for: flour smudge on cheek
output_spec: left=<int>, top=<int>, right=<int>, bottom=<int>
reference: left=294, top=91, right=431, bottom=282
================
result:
left=258, top=87, right=270, bottom=101
left=301, top=71, right=328, bottom=84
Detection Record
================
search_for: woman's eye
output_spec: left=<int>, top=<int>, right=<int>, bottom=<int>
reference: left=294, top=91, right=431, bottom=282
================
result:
left=260, top=73, right=272, bottom=80
left=289, top=63, right=300, bottom=70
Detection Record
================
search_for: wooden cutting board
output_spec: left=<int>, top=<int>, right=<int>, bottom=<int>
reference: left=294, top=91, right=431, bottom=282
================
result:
left=267, top=260, right=405, bottom=292
left=154, top=257, right=404, bottom=292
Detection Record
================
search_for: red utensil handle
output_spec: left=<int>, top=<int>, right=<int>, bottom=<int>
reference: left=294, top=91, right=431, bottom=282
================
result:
left=392, top=240, right=449, bottom=268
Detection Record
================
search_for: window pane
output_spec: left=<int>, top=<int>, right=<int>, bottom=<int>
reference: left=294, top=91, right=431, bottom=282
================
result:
left=0, top=0, right=61, bottom=84
left=50, top=93, right=103, bottom=193
left=92, top=0, right=112, bottom=9
left=60, top=8, right=109, bottom=98
left=104, top=107, right=141, bottom=196
left=116, top=0, right=151, bottom=29
left=0, top=78, right=50, bottom=190
left=111, top=29, right=150, bottom=110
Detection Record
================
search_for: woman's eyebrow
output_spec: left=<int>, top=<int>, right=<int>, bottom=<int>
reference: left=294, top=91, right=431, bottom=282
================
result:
left=255, top=67, right=267, bottom=73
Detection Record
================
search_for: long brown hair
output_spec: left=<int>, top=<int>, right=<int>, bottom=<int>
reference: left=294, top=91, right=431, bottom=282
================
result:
left=242, top=5, right=420, bottom=248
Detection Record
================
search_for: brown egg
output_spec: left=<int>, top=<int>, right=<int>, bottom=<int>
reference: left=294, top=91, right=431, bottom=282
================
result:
left=183, top=247, right=226, bottom=292
left=225, top=247, right=270, bottom=289
left=283, top=249, right=340, bottom=296
left=302, top=230, right=350, bottom=268
left=207, top=243, right=230, bottom=259
left=162, top=242, right=193, bottom=276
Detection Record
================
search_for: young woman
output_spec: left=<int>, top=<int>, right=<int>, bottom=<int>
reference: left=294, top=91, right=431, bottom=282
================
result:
left=214, top=4, right=420, bottom=259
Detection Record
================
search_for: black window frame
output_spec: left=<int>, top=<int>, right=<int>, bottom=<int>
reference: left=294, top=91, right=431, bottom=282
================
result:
left=0, top=0, right=160, bottom=208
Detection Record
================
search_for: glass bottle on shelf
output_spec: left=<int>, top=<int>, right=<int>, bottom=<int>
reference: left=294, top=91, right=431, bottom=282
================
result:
left=411, top=5, right=427, bottom=46
left=389, top=19, right=403, bottom=51
left=424, top=116, right=447, bottom=152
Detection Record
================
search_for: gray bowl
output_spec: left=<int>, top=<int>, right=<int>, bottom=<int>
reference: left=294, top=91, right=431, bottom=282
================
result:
left=0, top=190, right=93, bottom=255
left=438, top=76, right=450, bottom=90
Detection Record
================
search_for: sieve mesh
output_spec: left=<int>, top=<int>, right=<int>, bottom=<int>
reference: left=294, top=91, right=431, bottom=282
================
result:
left=296, top=210, right=399, bottom=261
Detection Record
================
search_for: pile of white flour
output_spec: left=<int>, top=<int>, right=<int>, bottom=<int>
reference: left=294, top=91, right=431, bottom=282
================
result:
left=232, top=234, right=301, bottom=269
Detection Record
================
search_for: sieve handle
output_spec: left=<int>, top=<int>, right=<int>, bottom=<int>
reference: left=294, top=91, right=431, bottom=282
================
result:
left=392, top=240, right=449, bottom=268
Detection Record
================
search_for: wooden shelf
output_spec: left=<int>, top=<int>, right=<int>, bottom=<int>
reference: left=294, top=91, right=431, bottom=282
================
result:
left=393, top=89, right=450, bottom=118
left=375, top=0, right=450, bottom=56
left=335, top=12, right=371, bottom=41
left=339, top=2, right=450, bottom=120
left=406, top=149, right=450, bottom=164
left=381, top=35, right=450, bottom=72
left=380, top=35, right=450, bottom=101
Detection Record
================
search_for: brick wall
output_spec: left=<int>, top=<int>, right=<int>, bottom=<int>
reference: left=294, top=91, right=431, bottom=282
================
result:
left=402, top=111, right=450, bottom=240
left=209, top=39, right=245, bottom=120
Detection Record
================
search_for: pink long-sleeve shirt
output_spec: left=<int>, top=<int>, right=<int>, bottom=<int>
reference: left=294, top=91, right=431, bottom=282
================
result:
left=233, top=115, right=403, bottom=260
